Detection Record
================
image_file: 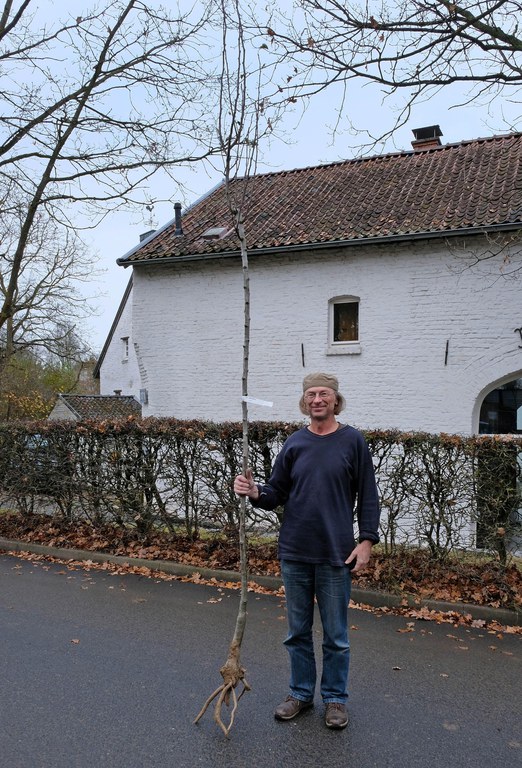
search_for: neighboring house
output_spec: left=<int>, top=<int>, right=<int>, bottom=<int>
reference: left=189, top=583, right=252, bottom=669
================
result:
left=97, top=126, right=522, bottom=437
left=48, top=393, right=142, bottom=421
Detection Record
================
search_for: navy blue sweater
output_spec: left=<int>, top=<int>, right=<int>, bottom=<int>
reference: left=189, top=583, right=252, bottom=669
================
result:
left=253, top=424, right=380, bottom=566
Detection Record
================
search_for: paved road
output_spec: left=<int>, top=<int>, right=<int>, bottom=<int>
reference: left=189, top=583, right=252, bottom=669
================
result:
left=1, top=553, right=520, bottom=768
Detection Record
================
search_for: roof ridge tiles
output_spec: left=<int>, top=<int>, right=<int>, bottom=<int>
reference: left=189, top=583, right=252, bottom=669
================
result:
left=227, top=131, right=522, bottom=181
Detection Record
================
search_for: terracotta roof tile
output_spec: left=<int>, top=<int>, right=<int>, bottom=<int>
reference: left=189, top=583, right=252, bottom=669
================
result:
left=58, top=395, right=141, bottom=420
left=121, top=133, right=522, bottom=265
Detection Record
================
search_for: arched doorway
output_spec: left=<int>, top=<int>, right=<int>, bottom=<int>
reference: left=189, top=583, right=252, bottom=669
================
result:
left=479, top=378, right=522, bottom=434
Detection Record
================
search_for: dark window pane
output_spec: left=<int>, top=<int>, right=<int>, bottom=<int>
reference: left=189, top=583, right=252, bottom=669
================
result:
left=479, top=378, right=522, bottom=434
left=334, top=302, right=358, bottom=342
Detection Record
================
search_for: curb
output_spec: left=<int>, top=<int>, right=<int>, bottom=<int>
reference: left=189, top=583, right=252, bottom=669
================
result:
left=1, top=536, right=520, bottom=627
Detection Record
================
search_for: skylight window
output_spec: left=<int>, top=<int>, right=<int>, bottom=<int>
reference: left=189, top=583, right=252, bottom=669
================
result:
left=200, top=227, right=229, bottom=240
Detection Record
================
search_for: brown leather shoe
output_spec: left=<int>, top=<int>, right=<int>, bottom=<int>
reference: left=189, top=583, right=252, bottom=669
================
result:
left=274, top=695, right=313, bottom=721
left=325, top=703, right=348, bottom=729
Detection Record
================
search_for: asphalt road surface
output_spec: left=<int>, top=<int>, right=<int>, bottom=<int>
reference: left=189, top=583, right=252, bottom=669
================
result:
left=1, top=552, right=520, bottom=768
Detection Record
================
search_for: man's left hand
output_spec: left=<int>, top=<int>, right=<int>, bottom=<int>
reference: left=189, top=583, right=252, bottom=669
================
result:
left=345, top=540, right=373, bottom=573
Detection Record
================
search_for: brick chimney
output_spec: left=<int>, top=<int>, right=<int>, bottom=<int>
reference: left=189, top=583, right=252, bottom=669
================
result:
left=411, top=125, right=443, bottom=151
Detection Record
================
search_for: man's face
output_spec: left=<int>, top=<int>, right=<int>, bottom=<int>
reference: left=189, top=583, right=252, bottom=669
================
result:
left=303, top=387, right=338, bottom=420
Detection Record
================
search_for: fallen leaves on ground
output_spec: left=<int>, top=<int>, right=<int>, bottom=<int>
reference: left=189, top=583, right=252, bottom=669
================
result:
left=3, top=547, right=520, bottom=635
left=0, top=511, right=520, bottom=633
left=351, top=599, right=521, bottom=633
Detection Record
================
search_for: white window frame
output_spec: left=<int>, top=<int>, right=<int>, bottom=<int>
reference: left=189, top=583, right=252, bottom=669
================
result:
left=326, top=296, right=361, bottom=356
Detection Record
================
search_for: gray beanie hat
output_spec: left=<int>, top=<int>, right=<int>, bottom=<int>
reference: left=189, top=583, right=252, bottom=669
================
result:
left=300, top=372, right=346, bottom=414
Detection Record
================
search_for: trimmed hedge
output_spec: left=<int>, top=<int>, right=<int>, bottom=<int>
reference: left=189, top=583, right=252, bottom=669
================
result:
left=0, top=419, right=520, bottom=563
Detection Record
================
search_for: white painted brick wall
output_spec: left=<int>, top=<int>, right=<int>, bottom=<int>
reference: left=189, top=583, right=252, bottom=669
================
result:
left=99, top=286, right=141, bottom=401
left=113, top=236, right=522, bottom=434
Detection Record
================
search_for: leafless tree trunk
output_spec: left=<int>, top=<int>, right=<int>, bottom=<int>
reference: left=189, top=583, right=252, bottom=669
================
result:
left=193, top=205, right=252, bottom=737
left=193, top=0, right=274, bottom=738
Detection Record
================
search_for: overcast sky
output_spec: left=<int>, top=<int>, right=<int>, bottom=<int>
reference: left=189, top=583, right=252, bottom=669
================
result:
left=74, top=2, right=520, bottom=355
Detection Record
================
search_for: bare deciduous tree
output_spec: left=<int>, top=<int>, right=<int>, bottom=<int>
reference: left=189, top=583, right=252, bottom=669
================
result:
left=265, top=0, right=522, bottom=139
left=0, top=201, right=93, bottom=370
left=0, top=0, right=223, bottom=344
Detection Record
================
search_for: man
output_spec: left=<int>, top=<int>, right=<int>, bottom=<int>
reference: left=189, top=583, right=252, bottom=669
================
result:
left=234, top=372, right=380, bottom=729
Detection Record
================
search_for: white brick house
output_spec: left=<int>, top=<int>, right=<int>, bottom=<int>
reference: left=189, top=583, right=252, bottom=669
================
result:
left=97, top=128, right=522, bottom=437
left=94, top=277, right=142, bottom=402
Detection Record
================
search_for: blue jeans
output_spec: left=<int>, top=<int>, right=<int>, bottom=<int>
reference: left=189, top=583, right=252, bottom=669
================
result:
left=280, top=560, right=352, bottom=705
